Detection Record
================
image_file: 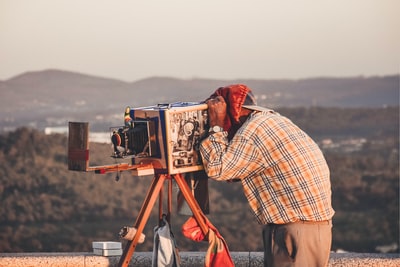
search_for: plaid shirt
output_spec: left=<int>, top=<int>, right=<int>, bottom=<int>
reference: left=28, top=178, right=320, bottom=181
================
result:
left=200, top=110, right=334, bottom=225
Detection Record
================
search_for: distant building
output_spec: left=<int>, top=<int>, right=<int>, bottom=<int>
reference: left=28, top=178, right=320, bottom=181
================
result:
left=44, top=126, right=68, bottom=135
left=44, top=126, right=111, bottom=143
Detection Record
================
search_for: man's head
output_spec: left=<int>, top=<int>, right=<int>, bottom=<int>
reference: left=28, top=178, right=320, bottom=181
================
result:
left=208, top=84, right=256, bottom=122
left=207, top=84, right=257, bottom=139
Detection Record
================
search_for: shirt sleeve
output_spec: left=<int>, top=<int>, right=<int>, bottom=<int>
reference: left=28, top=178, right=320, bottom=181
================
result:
left=199, top=131, right=264, bottom=181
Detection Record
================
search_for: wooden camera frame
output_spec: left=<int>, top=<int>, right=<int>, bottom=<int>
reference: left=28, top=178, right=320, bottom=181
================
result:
left=130, top=102, right=208, bottom=174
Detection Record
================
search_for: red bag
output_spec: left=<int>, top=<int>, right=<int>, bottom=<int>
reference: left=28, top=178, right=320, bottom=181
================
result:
left=181, top=216, right=205, bottom=242
left=182, top=215, right=234, bottom=267
left=205, top=229, right=234, bottom=267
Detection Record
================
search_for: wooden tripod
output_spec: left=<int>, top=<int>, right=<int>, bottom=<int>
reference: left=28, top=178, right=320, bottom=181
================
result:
left=67, top=122, right=210, bottom=266
left=118, top=173, right=209, bottom=267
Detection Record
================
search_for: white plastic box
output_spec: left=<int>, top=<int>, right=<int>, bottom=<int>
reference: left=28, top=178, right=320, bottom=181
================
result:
left=92, top=241, right=122, bottom=256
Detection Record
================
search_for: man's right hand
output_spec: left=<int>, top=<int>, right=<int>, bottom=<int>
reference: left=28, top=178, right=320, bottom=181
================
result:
left=206, top=96, right=227, bottom=128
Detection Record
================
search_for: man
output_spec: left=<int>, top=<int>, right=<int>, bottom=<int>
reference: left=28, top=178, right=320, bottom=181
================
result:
left=199, top=84, right=334, bottom=267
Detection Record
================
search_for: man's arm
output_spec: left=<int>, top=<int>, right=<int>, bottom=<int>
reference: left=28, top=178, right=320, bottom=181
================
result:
left=200, top=129, right=263, bottom=181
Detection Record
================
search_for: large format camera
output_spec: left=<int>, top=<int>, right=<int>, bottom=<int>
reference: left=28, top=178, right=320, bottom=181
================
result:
left=110, top=102, right=209, bottom=175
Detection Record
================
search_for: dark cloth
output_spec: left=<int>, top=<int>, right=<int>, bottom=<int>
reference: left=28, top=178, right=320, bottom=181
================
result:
left=177, top=170, right=210, bottom=215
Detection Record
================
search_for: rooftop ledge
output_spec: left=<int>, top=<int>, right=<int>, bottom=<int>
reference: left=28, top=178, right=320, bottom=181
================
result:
left=1, top=252, right=399, bottom=267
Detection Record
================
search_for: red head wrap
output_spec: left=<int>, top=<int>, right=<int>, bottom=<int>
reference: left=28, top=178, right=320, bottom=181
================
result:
left=207, top=84, right=256, bottom=140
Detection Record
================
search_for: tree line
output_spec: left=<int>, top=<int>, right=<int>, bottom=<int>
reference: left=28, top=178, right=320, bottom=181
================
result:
left=0, top=106, right=398, bottom=253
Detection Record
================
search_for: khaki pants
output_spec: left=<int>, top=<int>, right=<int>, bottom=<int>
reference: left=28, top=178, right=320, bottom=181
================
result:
left=262, top=220, right=332, bottom=267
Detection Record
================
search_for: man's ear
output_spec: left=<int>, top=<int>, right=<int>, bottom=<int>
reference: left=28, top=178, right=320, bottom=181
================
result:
left=240, top=107, right=252, bottom=116
left=238, top=108, right=252, bottom=124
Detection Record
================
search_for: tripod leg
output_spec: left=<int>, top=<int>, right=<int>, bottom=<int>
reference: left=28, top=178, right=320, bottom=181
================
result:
left=118, top=174, right=167, bottom=267
left=174, top=173, right=209, bottom=236
left=158, top=180, right=164, bottom=222
left=167, top=177, right=172, bottom=224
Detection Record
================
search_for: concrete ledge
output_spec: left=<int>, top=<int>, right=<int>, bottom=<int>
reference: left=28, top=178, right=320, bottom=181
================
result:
left=0, top=252, right=399, bottom=266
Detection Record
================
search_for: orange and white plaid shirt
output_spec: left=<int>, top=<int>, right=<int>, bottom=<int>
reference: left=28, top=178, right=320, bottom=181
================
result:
left=200, top=110, right=334, bottom=225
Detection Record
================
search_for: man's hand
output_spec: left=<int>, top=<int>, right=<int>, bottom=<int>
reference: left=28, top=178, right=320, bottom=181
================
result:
left=206, top=96, right=227, bottom=127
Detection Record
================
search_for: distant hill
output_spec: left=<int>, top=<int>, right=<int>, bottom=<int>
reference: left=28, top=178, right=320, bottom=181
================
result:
left=0, top=69, right=398, bottom=131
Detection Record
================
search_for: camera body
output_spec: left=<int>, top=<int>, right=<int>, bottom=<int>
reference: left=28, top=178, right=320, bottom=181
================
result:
left=111, top=102, right=209, bottom=175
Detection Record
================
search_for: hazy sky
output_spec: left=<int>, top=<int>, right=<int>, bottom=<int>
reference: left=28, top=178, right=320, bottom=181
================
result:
left=1, top=0, right=399, bottom=82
